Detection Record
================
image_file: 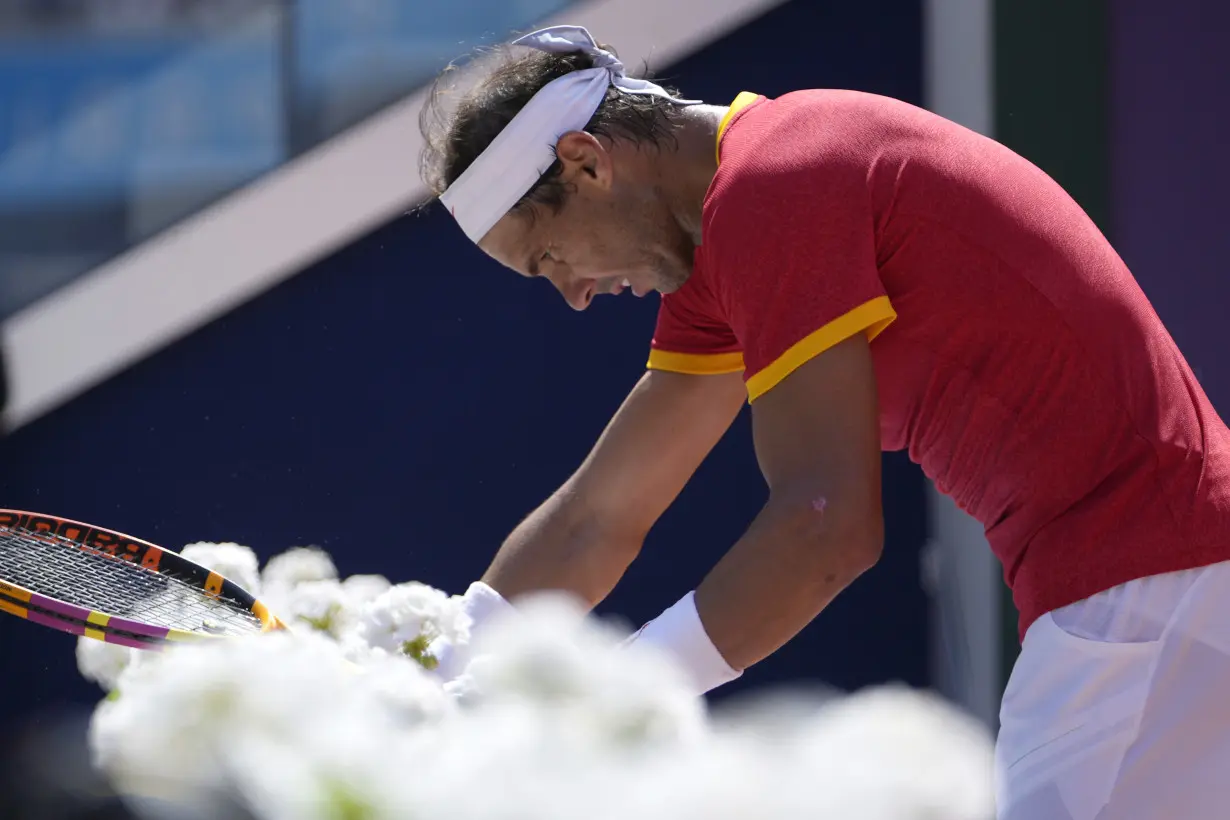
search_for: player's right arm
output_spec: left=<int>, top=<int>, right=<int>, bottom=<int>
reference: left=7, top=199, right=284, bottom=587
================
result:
left=480, top=367, right=746, bottom=608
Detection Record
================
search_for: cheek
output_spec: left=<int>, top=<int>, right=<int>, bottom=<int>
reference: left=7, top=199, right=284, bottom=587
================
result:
left=599, top=216, right=649, bottom=262
left=567, top=198, right=643, bottom=272
left=573, top=218, right=623, bottom=271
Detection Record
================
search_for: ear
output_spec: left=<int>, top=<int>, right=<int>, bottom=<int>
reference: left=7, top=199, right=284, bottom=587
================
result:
left=554, top=131, right=613, bottom=190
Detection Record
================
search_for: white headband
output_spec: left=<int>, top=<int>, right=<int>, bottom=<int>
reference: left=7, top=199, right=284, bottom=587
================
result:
left=439, top=25, right=698, bottom=243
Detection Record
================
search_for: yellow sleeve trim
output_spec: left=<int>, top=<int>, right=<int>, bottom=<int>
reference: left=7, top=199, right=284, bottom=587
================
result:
left=716, top=91, right=762, bottom=164
left=745, top=295, right=897, bottom=402
left=647, top=349, right=746, bottom=375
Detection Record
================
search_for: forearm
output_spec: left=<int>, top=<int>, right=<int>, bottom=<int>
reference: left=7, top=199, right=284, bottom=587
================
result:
left=480, top=488, right=643, bottom=608
left=478, top=370, right=742, bottom=611
left=693, top=493, right=882, bottom=671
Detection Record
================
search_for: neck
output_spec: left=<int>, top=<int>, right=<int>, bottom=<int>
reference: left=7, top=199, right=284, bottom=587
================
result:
left=658, top=103, right=728, bottom=245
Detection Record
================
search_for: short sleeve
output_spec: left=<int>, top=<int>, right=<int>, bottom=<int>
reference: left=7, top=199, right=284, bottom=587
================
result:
left=705, top=139, right=896, bottom=401
left=646, top=262, right=744, bottom=375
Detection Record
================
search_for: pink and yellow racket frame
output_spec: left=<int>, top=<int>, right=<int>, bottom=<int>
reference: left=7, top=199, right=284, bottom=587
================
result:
left=0, top=509, right=284, bottom=649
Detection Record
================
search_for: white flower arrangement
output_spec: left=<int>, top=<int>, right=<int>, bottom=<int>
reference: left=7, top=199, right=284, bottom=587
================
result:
left=180, top=541, right=263, bottom=596
left=260, top=545, right=338, bottom=598
left=77, top=542, right=995, bottom=820
left=280, top=578, right=356, bottom=639
left=357, top=581, right=466, bottom=667
left=75, top=635, right=140, bottom=693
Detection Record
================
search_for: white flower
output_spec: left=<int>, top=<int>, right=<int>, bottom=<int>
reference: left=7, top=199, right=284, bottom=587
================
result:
left=357, top=582, right=452, bottom=663
left=84, top=545, right=996, bottom=820
left=180, top=541, right=262, bottom=594
left=433, top=592, right=473, bottom=645
left=259, top=546, right=340, bottom=626
left=340, top=573, right=392, bottom=604
left=459, top=592, right=708, bottom=751
left=89, top=630, right=428, bottom=819
left=75, top=637, right=141, bottom=692
left=280, top=579, right=356, bottom=640
left=230, top=718, right=420, bottom=820
left=260, top=546, right=337, bottom=593
left=777, top=686, right=996, bottom=819
left=349, top=644, right=455, bottom=726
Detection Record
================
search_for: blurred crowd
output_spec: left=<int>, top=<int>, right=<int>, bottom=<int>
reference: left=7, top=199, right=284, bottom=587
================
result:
left=0, top=0, right=262, bottom=34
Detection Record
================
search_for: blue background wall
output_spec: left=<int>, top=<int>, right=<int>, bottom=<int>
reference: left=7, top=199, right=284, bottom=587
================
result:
left=0, top=0, right=928, bottom=730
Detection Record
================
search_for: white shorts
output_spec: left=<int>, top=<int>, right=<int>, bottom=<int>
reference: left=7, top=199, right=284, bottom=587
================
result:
left=995, top=559, right=1230, bottom=819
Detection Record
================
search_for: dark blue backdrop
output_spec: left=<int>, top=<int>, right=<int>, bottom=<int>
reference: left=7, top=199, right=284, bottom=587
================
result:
left=0, top=0, right=927, bottom=731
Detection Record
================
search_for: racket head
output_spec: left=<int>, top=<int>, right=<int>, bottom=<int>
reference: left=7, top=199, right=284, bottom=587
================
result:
left=0, top=509, right=284, bottom=649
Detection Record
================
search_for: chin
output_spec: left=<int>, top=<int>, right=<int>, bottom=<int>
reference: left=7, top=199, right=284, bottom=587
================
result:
left=654, top=268, right=691, bottom=295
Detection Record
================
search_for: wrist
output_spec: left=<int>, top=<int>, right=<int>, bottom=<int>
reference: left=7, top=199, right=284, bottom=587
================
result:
left=626, top=590, right=742, bottom=695
left=431, top=581, right=514, bottom=681
left=462, top=581, right=515, bottom=629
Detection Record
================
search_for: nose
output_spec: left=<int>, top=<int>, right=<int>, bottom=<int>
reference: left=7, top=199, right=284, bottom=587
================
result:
left=552, top=273, right=593, bottom=311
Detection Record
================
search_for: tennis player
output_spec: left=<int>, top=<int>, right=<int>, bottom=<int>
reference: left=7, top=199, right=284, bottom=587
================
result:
left=420, top=26, right=1230, bottom=819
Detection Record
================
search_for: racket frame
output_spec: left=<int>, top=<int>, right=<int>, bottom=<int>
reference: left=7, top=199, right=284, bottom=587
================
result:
left=0, top=509, right=283, bottom=649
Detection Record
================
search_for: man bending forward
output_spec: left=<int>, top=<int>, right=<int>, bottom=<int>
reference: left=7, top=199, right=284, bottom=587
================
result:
left=419, top=26, right=1230, bottom=820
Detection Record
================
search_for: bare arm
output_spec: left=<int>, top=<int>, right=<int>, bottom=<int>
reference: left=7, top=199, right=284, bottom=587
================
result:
left=481, top=368, right=747, bottom=608
left=693, top=333, right=884, bottom=671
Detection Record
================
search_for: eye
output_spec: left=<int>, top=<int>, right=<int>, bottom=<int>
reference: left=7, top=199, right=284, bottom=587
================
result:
left=528, top=247, right=556, bottom=278
left=531, top=249, right=554, bottom=277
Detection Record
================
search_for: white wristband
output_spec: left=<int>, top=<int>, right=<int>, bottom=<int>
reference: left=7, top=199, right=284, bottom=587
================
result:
left=461, top=581, right=515, bottom=628
left=625, top=591, right=742, bottom=695
left=431, top=581, right=515, bottom=681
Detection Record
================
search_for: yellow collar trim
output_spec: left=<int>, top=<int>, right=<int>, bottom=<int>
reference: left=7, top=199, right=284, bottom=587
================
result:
left=715, top=91, right=761, bottom=163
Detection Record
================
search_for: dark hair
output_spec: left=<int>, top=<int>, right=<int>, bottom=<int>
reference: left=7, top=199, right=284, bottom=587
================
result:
left=418, top=39, right=687, bottom=215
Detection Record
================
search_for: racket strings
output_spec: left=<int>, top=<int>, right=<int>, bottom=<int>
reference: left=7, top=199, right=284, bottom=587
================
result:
left=0, top=530, right=263, bottom=635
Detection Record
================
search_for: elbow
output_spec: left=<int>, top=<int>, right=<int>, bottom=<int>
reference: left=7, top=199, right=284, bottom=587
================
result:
left=849, top=512, right=885, bottom=572
left=767, top=487, right=884, bottom=576
left=826, top=507, right=883, bottom=576
left=558, top=476, right=654, bottom=564
left=555, top=488, right=647, bottom=569
left=587, top=515, right=648, bottom=569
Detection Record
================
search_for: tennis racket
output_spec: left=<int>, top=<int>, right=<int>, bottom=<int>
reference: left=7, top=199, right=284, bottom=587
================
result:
left=0, top=509, right=284, bottom=649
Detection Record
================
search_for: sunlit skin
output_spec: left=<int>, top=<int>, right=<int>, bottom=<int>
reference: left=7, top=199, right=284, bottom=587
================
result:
left=477, top=104, right=730, bottom=310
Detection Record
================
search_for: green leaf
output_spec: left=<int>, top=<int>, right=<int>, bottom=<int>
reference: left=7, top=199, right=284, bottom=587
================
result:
left=296, top=603, right=342, bottom=635
left=400, top=634, right=438, bottom=671
left=321, top=777, right=377, bottom=820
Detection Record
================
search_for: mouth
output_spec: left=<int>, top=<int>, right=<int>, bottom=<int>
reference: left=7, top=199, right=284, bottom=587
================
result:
left=605, top=277, right=649, bottom=298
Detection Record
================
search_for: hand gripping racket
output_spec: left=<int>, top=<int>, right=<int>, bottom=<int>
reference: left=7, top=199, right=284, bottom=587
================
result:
left=0, top=509, right=284, bottom=649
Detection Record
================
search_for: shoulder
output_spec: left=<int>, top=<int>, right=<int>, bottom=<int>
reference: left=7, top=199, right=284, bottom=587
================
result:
left=718, top=89, right=929, bottom=163
left=704, top=90, right=954, bottom=230
left=709, top=90, right=906, bottom=193
left=702, top=91, right=879, bottom=237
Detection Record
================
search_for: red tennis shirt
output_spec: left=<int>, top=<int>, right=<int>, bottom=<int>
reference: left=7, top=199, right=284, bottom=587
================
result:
left=648, top=90, right=1230, bottom=638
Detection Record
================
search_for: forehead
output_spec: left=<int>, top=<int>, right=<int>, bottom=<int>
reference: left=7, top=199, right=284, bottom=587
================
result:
left=476, top=207, right=549, bottom=275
